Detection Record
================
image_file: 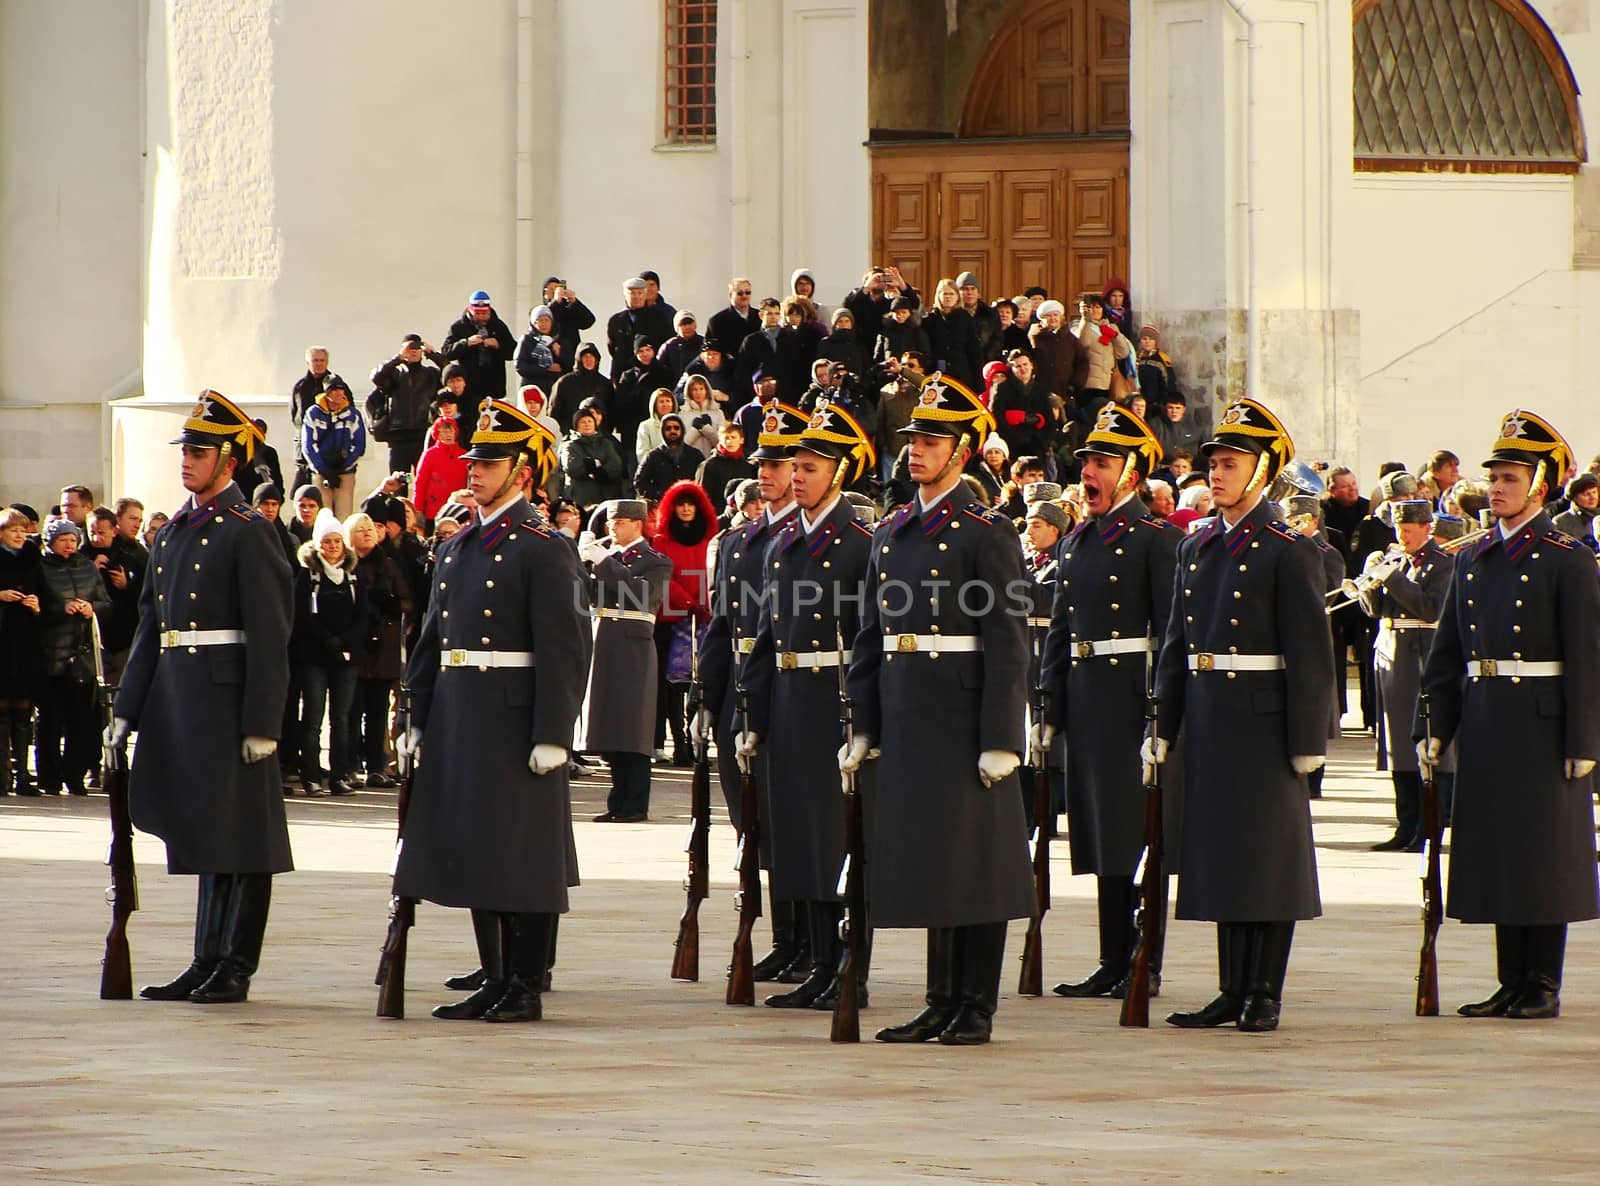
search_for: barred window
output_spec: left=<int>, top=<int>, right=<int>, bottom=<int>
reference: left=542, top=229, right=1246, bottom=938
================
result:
left=1354, top=0, right=1586, bottom=173
left=664, top=0, right=717, bottom=145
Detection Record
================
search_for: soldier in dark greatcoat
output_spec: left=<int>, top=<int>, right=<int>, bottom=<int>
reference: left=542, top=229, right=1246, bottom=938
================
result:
left=394, top=399, right=592, bottom=1023
left=739, top=400, right=878, bottom=1010
left=581, top=499, right=672, bottom=822
left=1039, top=406, right=1183, bottom=1001
left=843, top=376, right=1035, bottom=1046
left=1417, top=410, right=1600, bottom=1020
left=1357, top=499, right=1456, bottom=851
left=1147, top=398, right=1335, bottom=1033
left=108, top=390, right=294, bottom=1005
left=696, top=403, right=812, bottom=982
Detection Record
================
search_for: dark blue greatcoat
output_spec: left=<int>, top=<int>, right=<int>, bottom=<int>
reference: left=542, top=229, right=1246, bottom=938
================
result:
left=1153, top=498, right=1334, bottom=922
left=115, top=482, right=294, bottom=874
left=1418, top=513, right=1600, bottom=925
left=847, top=482, right=1035, bottom=929
left=394, top=498, right=592, bottom=913
left=1360, top=539, right=1456, bottom=773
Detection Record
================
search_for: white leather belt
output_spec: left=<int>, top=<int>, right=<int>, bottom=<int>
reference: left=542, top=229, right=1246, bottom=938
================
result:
left=1072, top=637, right=1154, bottom=660
left=1026, top=616, right=1051, bottom=629
left=1187, top=652, right=1285, bottom=672
left=1381, top=618, right=1436, bottom=631
left=882, top=634, right=982, bottom=655
left=595, top=608, right=657, bottom=624
left=1467, top=659, right=1563, bottom=678
left=160, top=629, right=245, bottom=650
left=736, top=637, right=756, bottom=655
left=440, top=649, right=536, bottom=670
left=778, top=649, right=851, bottom=671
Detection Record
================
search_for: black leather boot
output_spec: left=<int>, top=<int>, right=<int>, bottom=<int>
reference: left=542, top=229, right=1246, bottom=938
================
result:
left=443, top=967, right=487, bottom=991
left=939, top=921, right=1007, bottom=1045
left=443, top=907, right=504, bottom=991
left=142, top=874, right=228, bottom=1000
left=0, top=711, right=12, bottom=795
left=1506, top=925, right=1564, bottom=1020
left=1167, top=922, right=1248, bottom=1027
left=484, top=912, right=552, bottom=1022
left=543, top=915, right=559, bottom=992
left=12, top=708, right=38, bottom=795
left=752, top=894, right=801, bottom=982
left=1458, top=924, right=1525, bottom=1017
left=191, top=873, right=272, bottom=1003
left=434, top=909, right=507, bottom=1019
left=1238, top=921, right=1294, bottom=1032
left=1114, top=874, right=1167, bottom=999
left=773, top=900, right=815, bottom=984
left=766, top=901, right=840, bottom=1008
left=876, top=927, right=958, bottom=1042
left=1055, top=875, right=1135, bottom=998
left=811, top=907, right=872, bottom=1011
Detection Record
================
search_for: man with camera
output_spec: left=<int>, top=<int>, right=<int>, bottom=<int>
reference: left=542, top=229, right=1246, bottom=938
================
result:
left=368, top=333, right=443, bottom=474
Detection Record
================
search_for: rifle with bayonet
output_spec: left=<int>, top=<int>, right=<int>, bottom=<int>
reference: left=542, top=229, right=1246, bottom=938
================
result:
left=1120, top=690, right=1166, bottom=1027
left=1415, top=693, right=1443, bottom=1017
left=375, top=689, right=417, bottom=1018
left=94, top=614, right=137, bottom=1000
left=831, top=627, right=866, bottom=1042
left=725, top=651, right=763, bottom=1006
left=1017, top=630, right=1051, bottom=997
left=672, top=626, right=711, bottom=981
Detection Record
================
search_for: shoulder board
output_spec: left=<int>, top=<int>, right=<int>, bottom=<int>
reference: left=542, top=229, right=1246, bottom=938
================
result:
left=228, top=503, right=263, bottom=522
left=1264, top=520, right=1301, bottom=542
left=1153, top=516, right=1183, bottom=533
left=849, top=519, right=874, bottom=538
left=1544, top=530, right=1577, bottom=551
left=515, top=512, right=553, bottom=538
left=1314, top=537, right=1336, bottom=554
left=963, top=505, right=1005, bottom=527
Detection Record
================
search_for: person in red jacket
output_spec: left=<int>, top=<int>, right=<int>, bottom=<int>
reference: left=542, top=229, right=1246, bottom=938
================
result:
left=649, top=479, right=717, bottom=764
left=413, top=416, right=468, bottom=523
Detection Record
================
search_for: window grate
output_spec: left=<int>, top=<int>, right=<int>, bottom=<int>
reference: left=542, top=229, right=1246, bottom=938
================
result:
left=665, top=0, right=717, bottom=145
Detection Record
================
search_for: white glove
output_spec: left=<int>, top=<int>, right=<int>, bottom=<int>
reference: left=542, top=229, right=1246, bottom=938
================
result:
left=690, top=708, right=715, bottom=745
left=1140, top=735, right=1169, bottom=783
left=1565, top=758, right=1596, bottom=780
left=1030, top=721, right=1056, bottom=759
left=241, top=736, right=278, bottom=764
left=735, top=730, right=760, bottom=757
left=529, top=744, right=569, bottom=776
left=838, top=735, right=872, bottom=774
left=397, top=726, right=425, bottom=770
left=104, top=717, right=131, bottom=751
left=579, top=540, right=609, bottom=566
left=1290, top=755, right=1325, bottom=775
left=977, top=750, right=1021, bottom=788
left=1416, top=738, right=1441, bottom=772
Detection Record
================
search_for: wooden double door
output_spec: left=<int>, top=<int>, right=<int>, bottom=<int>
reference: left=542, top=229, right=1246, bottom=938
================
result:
left=871, top=142, right=1129, bottom=304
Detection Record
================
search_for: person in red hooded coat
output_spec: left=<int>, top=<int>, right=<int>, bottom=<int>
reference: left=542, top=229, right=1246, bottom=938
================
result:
left=649, top=479, right=717, bottom=764
left=414, top=416, right=468, bottom=523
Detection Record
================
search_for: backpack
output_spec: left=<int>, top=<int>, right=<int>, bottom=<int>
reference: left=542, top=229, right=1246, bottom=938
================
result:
left=365, top=387, right=392, bottom=442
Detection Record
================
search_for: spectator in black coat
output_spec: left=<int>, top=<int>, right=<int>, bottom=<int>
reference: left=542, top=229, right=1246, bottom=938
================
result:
left=36, top=520, right=108, bottom=795
left=0, top=507, right=45, bottom=795
left=634, top=414, right=704, bottom=503
left=695, top=421, right=754, bottom=506
left=441, top=291, right=515, bottom=403
left=817, top=307, right=871, bottom=380
left=706, top=278, right=760, bottom=356
left=922, top=280, right=981, bottom=388
left=613, top=338, right=671, bottom=474
left=843, top=265, right=919, bottom=352
left=291, top=510, right=367, bottom=796
left=290, top=346, right=330, bottom=488
left=655, top=311, right=704, bottom=387
left=550, top=343, right=614, bottom=434
left=84, top=507, right=142, bottom=687
left=734, top=298, right=800, bottom=397
left=367, top=334, right=443, bottom=474
left=674, top=340, right=739, bottom=409
left=540, top=276, right=595, bottom=373
left=872, top=297, right=931, bottom=373
left=235, top=419, right=287, bottom=505
left=605, top=277, right=674, bottom=380
left=990, top=350, right=1055, bottom=462
left=957, top=272, right=1003, bottom=366
left=995, top=300, right=1030, bottom=356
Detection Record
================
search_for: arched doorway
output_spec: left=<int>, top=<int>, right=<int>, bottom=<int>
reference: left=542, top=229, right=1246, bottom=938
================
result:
left=869, top=0, right=1130, bottom=301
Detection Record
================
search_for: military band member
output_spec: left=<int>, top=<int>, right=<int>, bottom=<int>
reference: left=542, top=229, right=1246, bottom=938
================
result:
left=395, top=399, right=591, bottom=1023
left=843, top=377, right=1034, bottom=1046
left=1021, top=483, right=1068, bottom=831
left=1418, top=411, right=1600, bottom=1020
left=1282, top=490, right=1346, bottom=800
left=1358, top=500, right=1455, bottom=851
left=1037, top=406, right=1182, bottom=999
left=697, top=403, right=812, bottom=982
left=108, top=390, right=294, bottom=1004
left=1145, top=398, right=1334, bottom=1032
left=581, top=501, right=672, bottom=823
left=738, top=400, right=878, bottom=1009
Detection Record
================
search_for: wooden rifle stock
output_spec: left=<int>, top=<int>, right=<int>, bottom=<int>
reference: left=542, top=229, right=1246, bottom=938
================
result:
left=1415, top=694, right=1443, bottom=1017
left=832, top=628, right=865, bottom=1042
left=725, top=682, right=762, bottom=1006
left=376, top=691, right=417, bottom=1019
left=673, top=635, right=711, bottom=982
left=1119, top=693, right=1165, bottom=1028
left=94, top=617, right=137, bottom=1000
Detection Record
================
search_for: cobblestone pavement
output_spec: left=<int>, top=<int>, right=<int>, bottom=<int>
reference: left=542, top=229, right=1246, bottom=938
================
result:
left=3, top=732, right=1597, bottom=1184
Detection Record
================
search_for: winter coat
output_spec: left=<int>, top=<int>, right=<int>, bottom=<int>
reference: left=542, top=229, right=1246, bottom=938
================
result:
left=39, top=549, right=110, bottom=681
left=352, top=545, right=408, bottom=682
left=239, top=442, right=285, bottom=505
left=634, top=442, right=705, bottom=504
left=604, top=305, right=674, bottom=380
left=301, top=396, right=368, bottom=478
left=514, top=329, right=560, bottom=394
left=559, top=431, right=625, bottom=509
left=441, top=308, right=516, bottom=402
left=655, top=332, right=704, bottom=386
left=1029, top=325, right=1082, bottom=398
left=85, top=535, right=146, bottom=654
left=547, top=295, right=596, bottom=371
left=634, top=399, right=685, bottom=460
left=816, top=329, right=871, bottom=384
left=0, top=542, right=46, bottom=698
left=696, top=450, right=755, bottom=507
left=414, top=422, right=469, bottom=522
left=991, top=375, right=1054, bottom=461
left=674, top=357, right=739, bottom=407
left=706, top=305, right=760, bottom=356
left=921, top=307, right=980, bottom=388
left=1074, top=318, right=1132, bottom=392
left=612, top=361, right=672, bottom=450
left=550, top=348, right=613, bottom=433
left=735, top=326, right=808, bottom=399
left=872, top=318, right=931, bottom=373
left=966, top=302, right=1003, bottom=366
left=648, top=480, right=717, bottom=623
left=291, top=542, right=367, bottom=668
left=678, top=383, right=725, bottom=456
left=369, top=352, right=444, bottom=436
left=844, top=285, right=919, bottom=351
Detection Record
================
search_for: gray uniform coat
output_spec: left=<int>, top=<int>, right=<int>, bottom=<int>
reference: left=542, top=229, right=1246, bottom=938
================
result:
left=1418, top=514, right=1600, bottom=925
left=1042, top=497, right=1184, bottom=876
left=1359, top=539, right=1456, bottom=773
left=1153, top=499, right=1335, bottom=922
left=115, top=483, right=294, bottom=874
left=847, top=482, right=1035, bottom=929
left=583, top=541, right=671, bottom=754
left=743, top=497, right=875, bottom=902
left=394, top=498, right=592, bottom=913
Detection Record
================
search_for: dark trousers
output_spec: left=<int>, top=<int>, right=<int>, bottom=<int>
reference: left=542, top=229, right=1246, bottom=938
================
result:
left=1334, top=611, right=1375, bottom=726
left=301, top=661, right=357, bottom=779
left=387, top=431, right=425, bottom=476
left=281, top=664, right=306, bottom=777
left=604, top=752, right=652, bottom=817
left=36, top=674, right=96, bottom=790
left=347, top=677, right=393, bottom=774
left=652, top=620, right=687, bottom=753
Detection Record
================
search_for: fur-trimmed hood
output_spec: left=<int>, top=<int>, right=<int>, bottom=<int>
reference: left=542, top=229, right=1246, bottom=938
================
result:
left=297, top=539, right=357, bottom=573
